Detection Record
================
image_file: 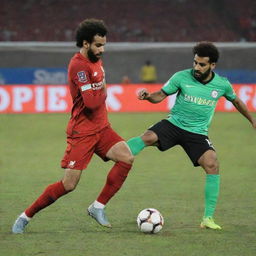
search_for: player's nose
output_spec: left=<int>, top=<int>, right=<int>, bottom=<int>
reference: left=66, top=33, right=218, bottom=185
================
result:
left=100, top=46, right=105, bottom=53
left=194, top=65, right=201, bottom=72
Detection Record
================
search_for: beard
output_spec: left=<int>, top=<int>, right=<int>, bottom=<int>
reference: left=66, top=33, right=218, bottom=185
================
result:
left=193, top=67, right=211, bottom=82
left=87, top=48, right=102, bottom=63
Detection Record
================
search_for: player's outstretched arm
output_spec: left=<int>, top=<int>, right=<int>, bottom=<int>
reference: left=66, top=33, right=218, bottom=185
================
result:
left=232, top=97, right=256, bottom=128
left=138, top=89, right=167, bottom=103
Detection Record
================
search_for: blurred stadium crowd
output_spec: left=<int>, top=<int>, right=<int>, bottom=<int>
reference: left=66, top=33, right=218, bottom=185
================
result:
left=1, top=0, right=255, bottom=42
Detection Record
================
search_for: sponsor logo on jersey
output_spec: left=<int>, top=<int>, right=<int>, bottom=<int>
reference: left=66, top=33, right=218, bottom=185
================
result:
left=211, top=90, right=218, bottom=98
left=185, top=85, right=195, bottom=88
left=184, top=94, right=216, bottom=106
left=91, top=81, right=105, bottom=90
left=77, top=71, right=87, bottom=83
left=93, top=72, right=98, bottom=76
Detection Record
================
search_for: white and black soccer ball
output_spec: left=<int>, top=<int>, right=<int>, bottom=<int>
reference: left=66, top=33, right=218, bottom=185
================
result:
left=137, top=208, right=164, bottom=234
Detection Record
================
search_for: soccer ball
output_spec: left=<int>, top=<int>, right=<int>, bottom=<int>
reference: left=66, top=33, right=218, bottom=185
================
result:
left=137, top=208, right=164, bottom=234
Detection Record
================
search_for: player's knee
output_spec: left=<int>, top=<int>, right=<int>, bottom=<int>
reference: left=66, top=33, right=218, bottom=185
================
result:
left=125, top=154, right=135, bottom=164
left=141, top=131, right=158, bottom=146
left=62, top=181, right=78, bottom=192
left=107, top=141, right=135, bottom=163
left=204, top=160, right=219, bottom=174
left=118, top=152, right=134, bottom=165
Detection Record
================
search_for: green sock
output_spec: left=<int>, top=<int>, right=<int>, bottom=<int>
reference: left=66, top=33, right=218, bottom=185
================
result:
left=204, top=174, right=220, bottom=218
left=127, top=136, right=146, bottom=156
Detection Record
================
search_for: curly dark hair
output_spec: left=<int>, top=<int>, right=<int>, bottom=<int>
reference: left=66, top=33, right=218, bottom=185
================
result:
left=193, top=41, right=219, bottom=63
left=76, top=18, right=107, bottom=47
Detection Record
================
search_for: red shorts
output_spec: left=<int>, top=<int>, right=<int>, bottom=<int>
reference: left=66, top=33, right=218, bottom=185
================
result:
left=61, top=126, right=124, bottom=170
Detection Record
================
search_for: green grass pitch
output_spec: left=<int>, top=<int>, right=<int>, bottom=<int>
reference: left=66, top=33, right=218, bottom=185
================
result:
left=1, top=112, right=255, bottom=256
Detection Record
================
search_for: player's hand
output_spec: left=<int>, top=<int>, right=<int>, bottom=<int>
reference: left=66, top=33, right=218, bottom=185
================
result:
left=138, top=89, right=150, bottom=100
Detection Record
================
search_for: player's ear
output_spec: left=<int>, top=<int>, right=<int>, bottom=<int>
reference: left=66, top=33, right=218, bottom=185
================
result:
left=210, top=62, right=216, bottom=70
left=83, top=40, right=89, bottom=49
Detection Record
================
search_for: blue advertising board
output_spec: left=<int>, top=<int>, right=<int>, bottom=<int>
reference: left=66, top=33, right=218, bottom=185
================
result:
left=0, top=68, right=67, bottom=84
left=216, top=69, right=256, bottom=84
left=0, top=68, right=255, bottom=84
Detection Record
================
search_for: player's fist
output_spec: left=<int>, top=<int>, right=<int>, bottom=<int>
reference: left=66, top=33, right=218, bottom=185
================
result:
left=138, top=89, right=150, bottom=100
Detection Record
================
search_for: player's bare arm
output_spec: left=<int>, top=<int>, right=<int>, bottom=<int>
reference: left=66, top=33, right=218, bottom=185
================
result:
left=232, top=97, right=256, bottom=128
left=138, top=89, right=167, bottom=103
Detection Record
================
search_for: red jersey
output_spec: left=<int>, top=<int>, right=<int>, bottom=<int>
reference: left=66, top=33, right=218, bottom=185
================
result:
left=66, top=52, right=109, bottom=137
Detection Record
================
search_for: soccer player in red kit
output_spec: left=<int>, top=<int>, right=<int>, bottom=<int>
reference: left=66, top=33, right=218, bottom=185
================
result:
left=12, top=19, right=134, bottom=233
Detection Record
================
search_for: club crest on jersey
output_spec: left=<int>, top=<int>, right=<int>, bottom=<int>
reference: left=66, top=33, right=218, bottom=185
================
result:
left=77, top=71, right=87, bottom=83
left=211, top=90, right=218, bottom=98
left=68, top=160, right=76, bottom=168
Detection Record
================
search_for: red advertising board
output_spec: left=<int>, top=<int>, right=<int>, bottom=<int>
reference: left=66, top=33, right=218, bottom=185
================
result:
left=0, top=84, right=255, bottom=113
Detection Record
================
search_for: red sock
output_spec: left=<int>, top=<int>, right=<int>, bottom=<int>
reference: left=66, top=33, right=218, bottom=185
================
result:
left=97, top=161, right=132, bottom=205
left=25, top=181, right=68, bottom=217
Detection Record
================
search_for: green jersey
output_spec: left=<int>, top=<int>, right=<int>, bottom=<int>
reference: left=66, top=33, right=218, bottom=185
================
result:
left=162, top=69, right=236, bottom=135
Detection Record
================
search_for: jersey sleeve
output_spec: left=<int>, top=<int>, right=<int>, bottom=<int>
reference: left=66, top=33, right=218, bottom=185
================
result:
left=161, top=73, right=180, bottom=95
left=223, top=80, right=236, bottom=101
left=73, top=67, right=106, bottom=109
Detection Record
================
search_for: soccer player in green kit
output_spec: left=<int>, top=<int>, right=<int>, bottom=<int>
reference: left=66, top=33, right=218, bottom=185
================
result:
left=127, top=42, right=256, bottom=230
